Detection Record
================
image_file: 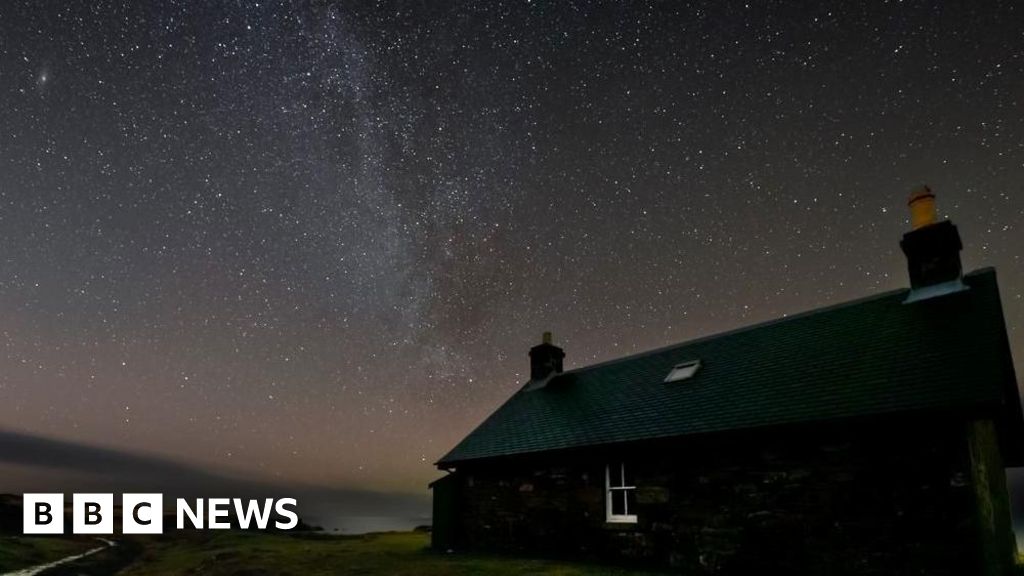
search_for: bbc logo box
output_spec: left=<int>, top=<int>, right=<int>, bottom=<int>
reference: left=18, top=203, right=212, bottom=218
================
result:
left=23, top=493, right=163, bottom=535
left=22, top=494, right=64, bottom=534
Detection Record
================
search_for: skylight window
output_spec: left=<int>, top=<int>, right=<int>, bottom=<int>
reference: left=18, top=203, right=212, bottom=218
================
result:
left=664, top=360, right=701, bottom=383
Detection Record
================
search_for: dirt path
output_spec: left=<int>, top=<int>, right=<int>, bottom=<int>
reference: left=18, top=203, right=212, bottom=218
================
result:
left=1, top=539, right=116, bottom=576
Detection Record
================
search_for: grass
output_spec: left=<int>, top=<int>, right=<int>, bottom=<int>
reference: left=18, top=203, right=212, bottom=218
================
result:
left=0, top=535, right=96, bottom=573
left=109, top=531, right=659, bottom=576
left=8, top=531, right=1024, bottom=575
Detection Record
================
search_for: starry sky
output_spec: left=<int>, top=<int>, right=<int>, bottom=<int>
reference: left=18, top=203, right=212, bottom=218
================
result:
left=1, top=1, right=1022, bottom=515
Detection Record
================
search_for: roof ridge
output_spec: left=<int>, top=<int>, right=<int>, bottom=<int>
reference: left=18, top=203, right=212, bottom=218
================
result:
left=556, top=284, right=912, bottom=377
left=556, top=268, right=997, bottom=378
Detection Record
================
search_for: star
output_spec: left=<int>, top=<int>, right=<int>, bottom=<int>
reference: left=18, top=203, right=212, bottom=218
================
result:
left=0, top=0, right=1020, bottom=531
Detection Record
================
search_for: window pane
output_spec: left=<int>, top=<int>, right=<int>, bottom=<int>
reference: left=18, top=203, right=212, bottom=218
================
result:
left=625, top=487, right=637, bottom=515
left=622, top=463, right=634, bottom=486
left=611, top=489, right=627, bottom=516
left=608, top=463, right=622, bottom=488
left=664, top=360, right=701, bottom=383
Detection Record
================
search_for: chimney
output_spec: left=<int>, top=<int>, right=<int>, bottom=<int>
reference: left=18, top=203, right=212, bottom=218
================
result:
left=529, top=331, right=565, bottom=382
left=899, top=185, right=968, bottom=302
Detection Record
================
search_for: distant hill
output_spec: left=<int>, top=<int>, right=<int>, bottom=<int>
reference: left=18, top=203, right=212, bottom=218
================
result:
left=0, top=493, right=21, bottom=534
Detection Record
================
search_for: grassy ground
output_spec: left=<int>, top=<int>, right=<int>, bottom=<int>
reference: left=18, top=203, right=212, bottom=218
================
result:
left=36, top=531, right=655, bottom=576
left=6, top=531, right=1024, bottom=575
left=116, top=531, right=657, bottom=576
left=0, top=535, right=96, bottom=573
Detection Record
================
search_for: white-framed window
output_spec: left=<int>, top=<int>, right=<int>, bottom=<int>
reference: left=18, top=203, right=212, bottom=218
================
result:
left=605, top=462, right=637, bottom=523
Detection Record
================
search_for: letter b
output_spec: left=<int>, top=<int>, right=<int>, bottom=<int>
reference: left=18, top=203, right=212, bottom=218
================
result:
left=85, top=502, right=102, bottom=525
left=37, top=502, right=52, bottom=525
left=23, top=494, right=64, bottom=534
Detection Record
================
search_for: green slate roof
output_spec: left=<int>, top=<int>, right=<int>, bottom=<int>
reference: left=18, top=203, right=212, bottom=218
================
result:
left=438, top=268, right=1023, bottom=466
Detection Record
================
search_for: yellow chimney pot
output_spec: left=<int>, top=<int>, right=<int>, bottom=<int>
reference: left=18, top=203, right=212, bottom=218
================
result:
left=908, top=185, right=938, bottom=230
left=542, top=331, right=553, bottom=345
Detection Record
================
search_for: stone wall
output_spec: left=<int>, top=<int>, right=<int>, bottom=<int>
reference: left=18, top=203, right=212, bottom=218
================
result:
left=444, top=416, right=1014, bottom=575
left=968, top=419, right=1017, bottom=576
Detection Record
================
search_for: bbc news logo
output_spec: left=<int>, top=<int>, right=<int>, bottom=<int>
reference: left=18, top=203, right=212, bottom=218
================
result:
left=23, top=494, right=298, bottom=534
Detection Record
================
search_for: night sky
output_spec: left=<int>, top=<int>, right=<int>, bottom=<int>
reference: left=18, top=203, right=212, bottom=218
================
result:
left=1, top=1, right=1022, bottom=515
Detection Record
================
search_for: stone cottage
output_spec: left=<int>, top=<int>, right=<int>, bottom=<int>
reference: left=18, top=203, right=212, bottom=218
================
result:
left=431, top=188, right=1023, bottom=575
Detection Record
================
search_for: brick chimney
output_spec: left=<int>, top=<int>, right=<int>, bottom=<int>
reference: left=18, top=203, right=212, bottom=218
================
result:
left=899, top=185, right=968, bottom=302
left=529, top=331, right=565, bottom=382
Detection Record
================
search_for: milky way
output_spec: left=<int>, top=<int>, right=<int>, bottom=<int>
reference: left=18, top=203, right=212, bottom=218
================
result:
left=1, top=1, right=1022, bottom=502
